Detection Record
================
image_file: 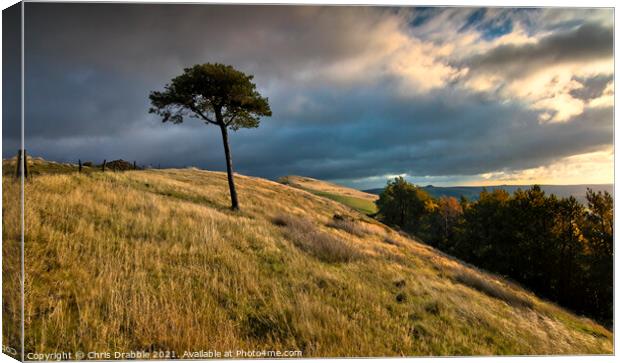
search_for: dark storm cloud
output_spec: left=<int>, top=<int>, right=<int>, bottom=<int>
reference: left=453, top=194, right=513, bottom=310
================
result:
left=462, top=22, right=613, bottom=78
left=21, top=3, right=407, bottom=136
left=2, top=3, right=21, bottom=155
left=8, top=4, right=614, bottom=187
left=570, top=74, right=613, bottom=101
left=24, top=3, right=401, bottom=82
left=229, top=89, right=612, bottom=180
left=25, top=64, right=154, bottom=138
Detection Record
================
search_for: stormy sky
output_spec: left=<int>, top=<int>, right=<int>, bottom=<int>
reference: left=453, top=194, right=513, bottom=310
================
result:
left=4, top=4, right=614, bottom=189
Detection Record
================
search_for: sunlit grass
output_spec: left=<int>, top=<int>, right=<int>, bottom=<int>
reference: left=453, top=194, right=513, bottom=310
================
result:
left=311, top=191, right=378, bottom=215
left=1, top=159, right=613, bottom=357
left=279, top=175, right=378, bottom=215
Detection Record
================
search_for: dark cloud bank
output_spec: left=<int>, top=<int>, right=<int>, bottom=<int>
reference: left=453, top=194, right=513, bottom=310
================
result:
left=462, top=22, right=613, bottom=79
left=3, top=4, right=613, bottom=188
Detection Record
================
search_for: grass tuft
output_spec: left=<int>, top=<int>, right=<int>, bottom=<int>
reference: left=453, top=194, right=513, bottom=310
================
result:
left=383, top=236, right=401, bottom=246
left=272, top=214, right=362, bottom=263
left=424, top=301, right=443, bottom=316
left=326, top=214, right=370, bottom=237
left=453, top=269, right=533, bottom=309
left=244, top=310, right=298, bottom=341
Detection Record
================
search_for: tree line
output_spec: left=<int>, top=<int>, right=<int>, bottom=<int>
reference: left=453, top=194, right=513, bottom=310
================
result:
left=377, top=177, right=613, bottom=326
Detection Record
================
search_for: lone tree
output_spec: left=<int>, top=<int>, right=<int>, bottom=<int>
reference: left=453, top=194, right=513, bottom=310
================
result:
left=149, top=63, right=272, bottom=210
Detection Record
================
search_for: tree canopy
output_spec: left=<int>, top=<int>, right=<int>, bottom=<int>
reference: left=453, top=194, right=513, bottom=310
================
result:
left=149, top=63, right=271, bottom=129
left=376, top=176, right=432, bottom=231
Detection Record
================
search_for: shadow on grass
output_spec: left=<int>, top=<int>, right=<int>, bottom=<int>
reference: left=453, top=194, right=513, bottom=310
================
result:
left=272, top=214, right=362, bottom=264
left=452, top=269, right=533, bottom=309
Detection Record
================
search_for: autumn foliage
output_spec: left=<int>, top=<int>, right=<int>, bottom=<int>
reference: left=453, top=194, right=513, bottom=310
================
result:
left=377, top=179, right=613, bottom=325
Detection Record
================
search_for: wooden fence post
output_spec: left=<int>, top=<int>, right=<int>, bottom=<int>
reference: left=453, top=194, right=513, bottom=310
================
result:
left=15, top=149, right=21, bottom=178
left=102, top=159, right=107, bottom=172
left=23, top=150, right=28, bottom=178
left=15, top=149, right=29, bottom=178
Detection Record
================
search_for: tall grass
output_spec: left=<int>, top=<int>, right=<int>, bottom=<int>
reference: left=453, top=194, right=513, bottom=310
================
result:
left=1, top=161, right=613, bottom=357
left=272, top=214, right=362, bottom=263
left=452, top=269, right=533, bottom=309
left=325, top=214, right=371, bottom=237
left=2, top=177, right=22, bottom=359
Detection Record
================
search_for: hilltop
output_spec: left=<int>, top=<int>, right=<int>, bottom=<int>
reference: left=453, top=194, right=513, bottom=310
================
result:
left=2, top=158, right=613, bottom=356
left=278, top=175, right=378, bottom=215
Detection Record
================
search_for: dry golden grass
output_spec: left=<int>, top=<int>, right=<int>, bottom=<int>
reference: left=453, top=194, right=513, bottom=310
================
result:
left=272, top=214, right=362, bottom=263
left=325, top=214, right=374, bottom=238
left=452, top=269, right=533, bottom=309
left=279, top=175, right=378, bottom=202
left=2, top=159, right=613, bottom=357
left=2, top=173, right=22, bottom=360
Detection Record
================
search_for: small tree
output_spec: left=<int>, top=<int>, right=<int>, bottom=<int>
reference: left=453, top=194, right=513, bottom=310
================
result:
left=149, top=63, right=272, bottom=210
left=431, top=196, right=463, bottom=247
left=376, top=177, right=431, bottom=232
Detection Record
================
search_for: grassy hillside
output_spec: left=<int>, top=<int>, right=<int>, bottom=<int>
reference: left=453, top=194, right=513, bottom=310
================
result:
left=279, top=176, right=378, bottom=215
left=2, top=159, right=613, bottom=357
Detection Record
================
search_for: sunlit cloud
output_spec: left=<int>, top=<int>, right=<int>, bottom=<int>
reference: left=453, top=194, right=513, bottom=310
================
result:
left=470, top=148, right=614, bottom=186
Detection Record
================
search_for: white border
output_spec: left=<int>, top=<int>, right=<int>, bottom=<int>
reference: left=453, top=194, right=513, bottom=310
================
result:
left=0, top=1, right=617, bottom=363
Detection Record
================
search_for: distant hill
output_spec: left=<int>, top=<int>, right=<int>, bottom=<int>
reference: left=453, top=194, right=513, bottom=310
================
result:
left=279, top=175, right=378, bottom=215
left=365, top=184, right=613, bottom=204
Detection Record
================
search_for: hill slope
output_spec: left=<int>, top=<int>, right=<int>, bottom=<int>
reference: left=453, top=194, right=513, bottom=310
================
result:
left=2, top=160, right=613, bottom=356
left=278, top=175, right=378, bottom=214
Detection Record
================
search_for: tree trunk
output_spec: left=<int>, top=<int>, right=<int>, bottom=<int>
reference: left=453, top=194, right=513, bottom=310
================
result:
left=219, top=124, right=239, bottom=210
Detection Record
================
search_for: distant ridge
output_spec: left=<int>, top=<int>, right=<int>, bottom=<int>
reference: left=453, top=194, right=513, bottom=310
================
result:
left=278, top=175, right=378, bottom=214
left=364, top=184, right=613, bottom=204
